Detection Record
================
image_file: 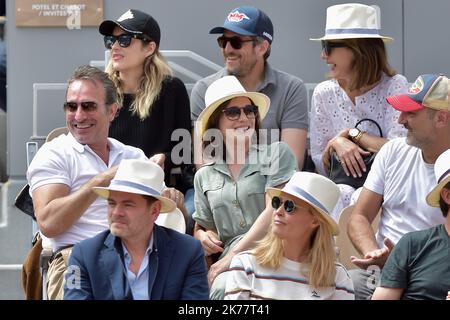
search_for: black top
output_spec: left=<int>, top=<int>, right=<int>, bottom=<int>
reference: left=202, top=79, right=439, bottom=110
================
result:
left=109, top=76, right=192, bottom=187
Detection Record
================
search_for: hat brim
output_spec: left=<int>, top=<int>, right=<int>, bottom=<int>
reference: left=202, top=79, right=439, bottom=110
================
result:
left=196, top=92, right=270, bottom=137
left=155, top=208, right=186, bottom=233
left=426, top=175, right=450, bottom=207
left=99, top=20, right=142, bottom=36
left=386, top=95, right=424, bottom=112
left=310, top=34, right=393, bottom=42
left=266, top=188, right=340, bottom=236
left=93, top=186, right=176, bottom=213
left=209, top=26, right=256, bottom=37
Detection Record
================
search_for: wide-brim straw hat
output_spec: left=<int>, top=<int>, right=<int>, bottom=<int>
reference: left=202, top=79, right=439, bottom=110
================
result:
left=196, top=76, right=270, bottom=138
left=93, top=159, right=176, bottom=213
left=426, top=149, right=450, bottom=207
left=266, top=172, right=340, bottom=235
left=155, top=208, right=186, bottom=233
left=310, top=3, right=393, bottom=42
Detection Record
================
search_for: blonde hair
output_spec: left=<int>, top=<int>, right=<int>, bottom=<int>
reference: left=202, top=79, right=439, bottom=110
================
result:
left=106, top=48, right=173, bottom=120
left=254, top=207, right=337, bottom=288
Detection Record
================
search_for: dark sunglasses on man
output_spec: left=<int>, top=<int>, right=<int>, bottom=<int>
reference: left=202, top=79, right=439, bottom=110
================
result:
left=103, top=34, right=152, bottom=49
left=321, top=40, right=348, bottom=56
left=222, top=105, right=258, bottom=121
left=217, top=36, right=255, bottom=50
left=271, top=196, right=298, bottom=214
left=63, top=101, right=98, bottom=113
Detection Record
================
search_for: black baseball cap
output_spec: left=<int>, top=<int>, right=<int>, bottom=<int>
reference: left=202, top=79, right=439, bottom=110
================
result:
left=99, top=9, right=161, bottom=46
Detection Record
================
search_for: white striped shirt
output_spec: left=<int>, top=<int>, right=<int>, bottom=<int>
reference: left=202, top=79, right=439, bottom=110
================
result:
left=224, top=251, right=354, bottom=300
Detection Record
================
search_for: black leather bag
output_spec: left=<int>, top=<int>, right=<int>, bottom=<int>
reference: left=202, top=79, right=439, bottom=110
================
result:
left=328, top=119, right=382, bottom=189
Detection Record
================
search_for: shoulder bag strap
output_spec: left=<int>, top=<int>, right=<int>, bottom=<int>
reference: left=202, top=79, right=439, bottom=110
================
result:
left=355, top=118, right=383, bottom=137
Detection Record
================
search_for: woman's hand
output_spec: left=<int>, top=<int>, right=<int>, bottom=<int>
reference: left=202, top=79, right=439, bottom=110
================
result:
left=196, top=229, right=224, bottom=256
left=323, top=136, right=371, bottom=178
left=208, top=252, right=233, bottom=286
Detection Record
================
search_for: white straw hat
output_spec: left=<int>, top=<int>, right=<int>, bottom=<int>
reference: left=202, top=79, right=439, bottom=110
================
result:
left=266, top=172, right=341, bottom=235
left=155, top=208, right=186, bottom=233
left=196, top=76, right=270, bottom=137
left=426, top=149, right=450, bottom=207
left=310, top=3, right=393, bottom=42
left=93, top=159, right=176, bottom=213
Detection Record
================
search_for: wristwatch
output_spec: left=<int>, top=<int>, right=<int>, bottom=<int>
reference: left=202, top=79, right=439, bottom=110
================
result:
left=348, top=128, right=364, bottom=143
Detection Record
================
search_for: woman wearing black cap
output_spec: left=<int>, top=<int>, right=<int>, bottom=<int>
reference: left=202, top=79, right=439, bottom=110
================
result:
left=99, top=9, right=192, bottom=218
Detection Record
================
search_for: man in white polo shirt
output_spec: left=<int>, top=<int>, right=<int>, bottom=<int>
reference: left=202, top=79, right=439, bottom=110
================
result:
left=27, top=65, right=147, bottom=299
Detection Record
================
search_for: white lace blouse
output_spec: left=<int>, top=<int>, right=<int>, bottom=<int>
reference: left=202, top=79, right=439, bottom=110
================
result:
left=310, top=73, right=408, bottom=176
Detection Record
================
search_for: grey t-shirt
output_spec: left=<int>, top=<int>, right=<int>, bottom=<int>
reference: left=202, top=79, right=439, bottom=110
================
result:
left=190, top=64, right=309, bottom=144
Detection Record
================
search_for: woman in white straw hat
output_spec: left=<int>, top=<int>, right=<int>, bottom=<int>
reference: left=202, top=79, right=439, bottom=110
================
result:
left=372, top=149, right=450, bottom=300
left=192, top=75, right=297, bottom=299
left=309, top=3, right=408, bottom=219
left=224, top=172, right=354, bottom=300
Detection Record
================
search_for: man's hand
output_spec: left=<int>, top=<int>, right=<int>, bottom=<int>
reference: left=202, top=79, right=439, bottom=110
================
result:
left=150, top=153, right=165, bottom=170
left=162, top=187, right=184, bottom=208
left=161, top=187, right=189, bottom=225
left=351, top=238, right=394, bottom=269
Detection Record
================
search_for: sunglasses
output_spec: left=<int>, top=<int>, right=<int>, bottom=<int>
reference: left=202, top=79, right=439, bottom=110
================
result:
left=103, top=34, right=151, bottom=49
left=271, top=196, right=297, bottom=214
left=321, top=40, right=348, bottom=55
left=63, top=101, right=98, bottom=113
left=217, top=36, right=255, bottom=50
left=222, top=105, right=258, bottom=121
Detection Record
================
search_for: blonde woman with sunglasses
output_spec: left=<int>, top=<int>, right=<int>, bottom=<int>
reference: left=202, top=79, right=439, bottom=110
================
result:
left=99, top=9, right=192, bottom=197
left=193, top=76, right=297, bottom=299
left=224, top=172, right=354, bottom=300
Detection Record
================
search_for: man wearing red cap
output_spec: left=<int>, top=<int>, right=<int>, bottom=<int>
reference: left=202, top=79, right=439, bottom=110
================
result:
left=372, top=149, right=450, bottom=300
left=347, top=74, right=450, bottom=299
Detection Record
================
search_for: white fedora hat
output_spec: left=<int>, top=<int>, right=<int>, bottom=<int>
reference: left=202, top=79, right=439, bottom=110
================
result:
left=155, top=208, right=186, bottom=233
left=426, top=149, right=450, bottom=207
left=310, top=3, right=393, bottom=42
left=93, top=159, right=176, bottom=213
left=196, top=76, right=270, bottom=137
left=266, top=172, right=341, bottom=235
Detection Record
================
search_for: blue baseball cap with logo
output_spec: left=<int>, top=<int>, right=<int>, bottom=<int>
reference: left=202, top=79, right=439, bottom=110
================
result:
left=209, top=6, right=274, bottom=44
left=386, top=74, right=450, bottom=112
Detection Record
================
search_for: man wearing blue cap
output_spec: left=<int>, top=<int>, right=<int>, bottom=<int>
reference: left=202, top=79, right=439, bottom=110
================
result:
left=190, top=6, right=309, bottom=171
left=347, top=74, right=450, bottom=299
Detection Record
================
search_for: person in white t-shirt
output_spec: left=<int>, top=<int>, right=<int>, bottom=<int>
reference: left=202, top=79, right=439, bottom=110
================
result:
left=27, top=66, right=148, bottom=299
left=347, top=73, right=450, bottom=299
left=224, top=172, right=354, bottom=300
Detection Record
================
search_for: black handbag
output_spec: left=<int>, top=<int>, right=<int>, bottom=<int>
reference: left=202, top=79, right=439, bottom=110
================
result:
left=14, top=183, right=36, bottom=220
left=328, top=118, right=383, bottom=189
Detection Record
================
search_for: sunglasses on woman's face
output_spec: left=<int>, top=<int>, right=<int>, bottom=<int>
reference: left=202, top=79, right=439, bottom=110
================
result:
left=321, top=40, right=348, bottom=55
left=222, top=105, right=258, bottom=121
left=217, top=36, right=255, bottom=50
left=103, top=34, right=151, bottom=49
left=271, top=196, right=297, bottom=214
